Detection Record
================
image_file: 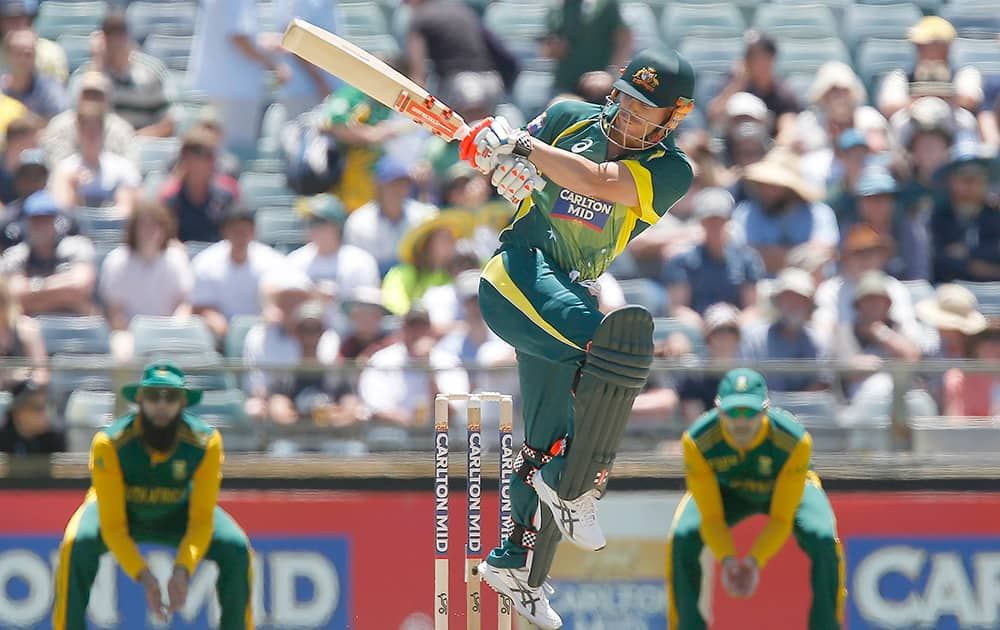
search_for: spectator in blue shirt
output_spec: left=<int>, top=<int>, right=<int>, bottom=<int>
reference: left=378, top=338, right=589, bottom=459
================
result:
left=663, top=187, right=764, bottom=328
left=0, top=29, right=65, bottom=120
left=731, top=148, right=840, bottom=276
left=742, top=267, right=829, bottom=392
left=931, top=140, right=1000, bottom=283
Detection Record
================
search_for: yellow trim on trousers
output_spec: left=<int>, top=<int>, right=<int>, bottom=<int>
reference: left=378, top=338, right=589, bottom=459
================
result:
left=666, top=492, right=692, bottom=630
left=53, top=499, right=91, bottom=630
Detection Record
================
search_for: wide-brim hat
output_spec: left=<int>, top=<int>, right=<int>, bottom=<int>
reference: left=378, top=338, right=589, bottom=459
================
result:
left=742, top=150, right=822, bottom=202
left=935, top=140, right=996, bottom=182
left=121, top=362, right=203, bottom=406
left=916, top=284, right=988, bottom=335
left=397, top=209, right=476, bottom=266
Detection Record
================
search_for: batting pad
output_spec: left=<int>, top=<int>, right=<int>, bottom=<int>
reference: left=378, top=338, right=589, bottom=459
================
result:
left=558, top=305, right=654, bottom=501
left=528, top=504, right=562, bottom=588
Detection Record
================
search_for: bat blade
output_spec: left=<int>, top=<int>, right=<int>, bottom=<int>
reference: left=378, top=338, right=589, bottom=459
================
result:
left=281, top=18, right=469, bottom=141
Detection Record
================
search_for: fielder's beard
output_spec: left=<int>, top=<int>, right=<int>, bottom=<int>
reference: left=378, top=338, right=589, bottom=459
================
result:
left=139, top=406, right=182, bottom=452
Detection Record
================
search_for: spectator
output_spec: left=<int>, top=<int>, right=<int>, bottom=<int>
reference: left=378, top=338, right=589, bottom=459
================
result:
left=159, top=125, right=240, bottom=243
left=724, top=120, right=772, bottom=204
left=663, top=187, right=764, bottom=327
left=190, top=203, right=286, bottom=341
left=405, top=0, right=507, bottom=119
left=917, top=282, right=987, bottom=362
left=0, top=0, right=67, bottom=83
left=742, top=267, right=828, bottom=392
left=79, top=11, right=175, bottom=137
left=0, top=148, right=77, bottom=252
left=845, top=166, right=930, bottom=281
left=0, top=273, right=45, bottom=388
left=833, top=270, right=922, bottom=401
left=344, top=155, right=437, bottom=275
left=942, top=318, right=1000, bottom=417
left=878, top=17, right=982, bottom=121
left=0, top=111, right=41, bottom=204
left=98, top=197, right=193, bottom=331
left=41, top=71, right=136, bottom=166
left=187, top=0, right=290, bottom=153
left=813, top=223, right=919, bottom=340
left=675, top=302, right=744, bottom=426
left=709, top=30, right=801, bottom=142
left=50, top=101, right=141, bottom=210
left=1, top=190, right=95, bottom=315
left=337, top=287, right=394, bottom=362
left=1, top=29, right=65, bottom=119
left=541, top=0, right=631, bottom=97
left=436, top=268, right=511, bottom=364
left=796, top=62, right=877, bottom=156
left=931, top=141, right=1000, bottom=283
left=357, top=306, right=469, bottom=427
left=244, top=274, right=341, bottom=425
left=731, top=148, right=839, bottom=275
left=382, top=209, right=474, bottom=316
left=0, top=378, right=63, bottom=454
left=268, top=0, right=338, bottom=117
left=287, top=193, right=380, bottom=297
left=895, top=96, right=957, bottom=220
left=821, top=129, right=873, bottom=221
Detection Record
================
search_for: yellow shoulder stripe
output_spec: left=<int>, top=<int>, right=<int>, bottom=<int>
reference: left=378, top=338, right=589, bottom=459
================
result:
left=552, top=118, right=594, bottom=145
left=620, top=159, right=660, bottom=225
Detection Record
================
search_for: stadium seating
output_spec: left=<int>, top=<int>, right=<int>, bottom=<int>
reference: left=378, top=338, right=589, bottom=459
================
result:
left=143, top=34, right=194, bottom=73
left=774, top=38, right=851, bottom=76
left=47, top=353, right=114, bottom=417
left=34, top=1, right=107, bottom=40
left=512, top=70, right=554, bottom=120
left=64, top=389, right=115, bottom=452
left=125, top=1, right=197, bottom=43
left=951, top=38, right=1000, bottom=78
left=135, top=136, right=181, bottom=176
left=768, top=390, right=846, bottom=451
left=147, top=351, right=237, bottom=392
left=856, top=38, right=917, bottom=95
left=255, top=206, right=309, bottom=252
left=128, top=315, right=215, bottom=357
left=75, top=206, right=129, bottom=244
left=184, top=240, right=214, bottom=260
left=754, top=3, right=838, bottom=40
left=956, top=281, right=1000, bottom=316
left=188, top=389, right=259, bottom=451
left=841, top=2, right=922, bottom=48
left=679, top=36, right=744, bottom=76
left=482, top=1, right=550, bottom=60
left=618, top=278, right=669, bottom=317
left=224, top=315, right=262, bottom=358
left=237, top=172, right=296, bottom=209
left=911, top=417, right=1000, bottom=454
left=652, top=317, right=706, bottom=357
left=901, top=279, right=935, bottom=306
left=621, top=2, right=662, bottom=52
left=56, top=34, right=93, bottom=75
left=939, top=2, right=1000, bottom=40
left=335, top=1, right=390, bottom=38
left=36, top=316, right=111, bottom=356
left=661, top=3, right=746, bottom=48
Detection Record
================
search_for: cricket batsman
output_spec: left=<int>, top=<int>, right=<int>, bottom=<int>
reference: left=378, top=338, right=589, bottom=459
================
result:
left=52, top=362, right=253, bottom=629
left=669, top=368, right=846, bottom=629
left=459, top=46, right=696, bottom=628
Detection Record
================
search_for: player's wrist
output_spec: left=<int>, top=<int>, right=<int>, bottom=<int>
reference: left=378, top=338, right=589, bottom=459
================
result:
left=511, top=131, right=533, bottom=159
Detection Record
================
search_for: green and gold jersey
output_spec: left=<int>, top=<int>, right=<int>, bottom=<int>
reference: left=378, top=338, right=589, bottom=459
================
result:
left=323, top=85, right=394, bottom=212
left=89, top=411, right=222, bottom=578
left=499, top=100, right=692, bottom=280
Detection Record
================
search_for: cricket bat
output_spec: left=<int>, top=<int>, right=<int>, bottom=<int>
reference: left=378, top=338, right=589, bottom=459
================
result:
left=281, top=18, right=471, bottom=142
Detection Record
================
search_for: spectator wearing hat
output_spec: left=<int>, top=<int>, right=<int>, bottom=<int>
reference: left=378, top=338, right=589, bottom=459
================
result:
left=931, top=140, right=1000, bottom=283
left=723, top=121, right=772, bottom=205
left=0, top=273, right=45, bottom=388
left=796, top=62, right=880, bottom=155
left=675, top=302, right=745, bottom=425
left=0, top=0, right=66, bottom=83
left=742, top=267, right=828, bottom=392
left=833, top=270, right=922, bottom=402
left=894, top=96, right=959, bottom=221
left=98, top=197, right=192, bottom=333
left=663, top=187, right=764, bottom=328
left=942, top=318, right=1000, bottom=418
left=287, top=193, right=379, bottom=298
left=1, top=190, right=95, bottom=315
left=0, top=147, right=76, bottom=252
left=0, top=377, right=62, bottom=454
left=244, top=272, right=341, bottom=425
left=731, top=149, right=839, bottom=276
left=357, top=305, right=469, bottom=427
left=0, top=111, right=40, bottom=203
left=842, top=166, right=930, bottom=281
left=50, top=101, right=141, bottom=211
left=709, top=30, right=801, bottom=143
left=190, top=203, right=286, bottom=341
left=382, top=209, right=475, bottom=317
left=343, top=155, right=438, bottom=275
left=816, top=128, right=872, bottom=213
left=1, top=28, right=65, bottom=119
left=41, top=71, right=136, bottom=166
left=878, top=16, right=982, bottom=121
left=77, top=10, right=175, bottom=137
left=159, top=125, right=240, bottom=244
left=916, top=284, right=988, bottom=390
left=813, top=223, right=919, bottom=340
left=338, top=286, right=394, bottom=362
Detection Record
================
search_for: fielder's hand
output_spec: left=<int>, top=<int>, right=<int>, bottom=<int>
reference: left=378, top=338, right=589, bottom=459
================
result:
left=137, top=569, right=168, bottom=623
left=721, top=556, right=760, bottom=598
left=167, top=565, right=190, bottom=615
left=492, top=156, right=538, bottom=205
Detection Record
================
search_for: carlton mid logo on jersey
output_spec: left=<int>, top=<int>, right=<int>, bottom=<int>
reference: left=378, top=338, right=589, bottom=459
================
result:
left=551, top=189, right=614, bottom=231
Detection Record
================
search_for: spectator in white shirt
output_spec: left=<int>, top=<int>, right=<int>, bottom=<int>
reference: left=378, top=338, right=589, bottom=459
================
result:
left=358, top=306, right=469, bottom=427
left=99, top=196, right=193, bottom=332
left=190, top=203, right=286, bottom=342
left=343, top=155, right=436, bottom=276
left=50, top=101, right=140, bottom=211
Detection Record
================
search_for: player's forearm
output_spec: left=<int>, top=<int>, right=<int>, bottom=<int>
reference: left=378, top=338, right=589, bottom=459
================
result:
left=682, top=434, right=737, bottom=559
left=748, top=517, right=793, bottom=568
left=751, top=436, right=812, bottom=567
left=176, top=432, right=223, bottom=572
left=527, top=140, right=639, bottom=207
left=91, top=435, right=148, bottom=578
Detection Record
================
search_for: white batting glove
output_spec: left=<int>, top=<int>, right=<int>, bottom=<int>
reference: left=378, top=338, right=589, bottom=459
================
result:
left=471, top=116, right=522, bottom=174
left=492, top=156, right=539, bottom=205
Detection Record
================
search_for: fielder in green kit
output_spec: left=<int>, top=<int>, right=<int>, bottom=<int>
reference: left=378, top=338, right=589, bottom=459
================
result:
left=669, top=368, right=846, bottom=629
left=458, top=46, right=695, bottom=628
left=52, top=363, right=253, bottom=630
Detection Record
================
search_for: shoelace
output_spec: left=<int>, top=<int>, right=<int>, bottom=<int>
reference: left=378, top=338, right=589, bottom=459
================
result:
left=571, top=490, right=600, bottom=526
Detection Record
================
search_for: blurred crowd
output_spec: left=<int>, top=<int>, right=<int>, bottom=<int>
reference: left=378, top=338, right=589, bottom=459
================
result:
left=0, top=0, right=998, bottom=456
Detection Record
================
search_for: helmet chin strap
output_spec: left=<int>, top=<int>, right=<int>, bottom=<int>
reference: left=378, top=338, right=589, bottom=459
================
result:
left=599, top=90, right=680, bottom=151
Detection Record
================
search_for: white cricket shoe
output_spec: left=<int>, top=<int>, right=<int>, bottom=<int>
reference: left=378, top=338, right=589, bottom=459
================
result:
left=532, top=469, right=606, bottom=551
left=476, top=561, right=563, bottom=630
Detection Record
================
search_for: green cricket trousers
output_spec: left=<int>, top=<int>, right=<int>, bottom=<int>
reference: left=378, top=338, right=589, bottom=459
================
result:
left=52, top=499, right=253, bottom=630
left=666, top=478, right=846, bottom=630
left=479, top=245, right=606, bottom=565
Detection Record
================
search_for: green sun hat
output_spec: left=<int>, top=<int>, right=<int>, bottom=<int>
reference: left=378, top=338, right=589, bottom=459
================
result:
left=121, top=362, right=203, bottom=406
left=612, top=46, right=695, bottom=108
left=715, top=368, right=769, bottom=414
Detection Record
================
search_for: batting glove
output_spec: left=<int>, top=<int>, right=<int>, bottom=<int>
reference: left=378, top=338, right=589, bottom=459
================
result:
left=492, top=156, right=539, bottom=205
